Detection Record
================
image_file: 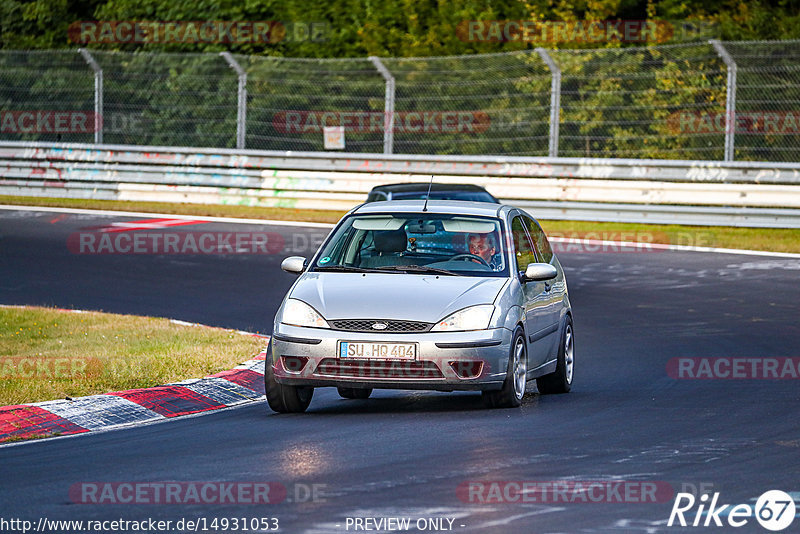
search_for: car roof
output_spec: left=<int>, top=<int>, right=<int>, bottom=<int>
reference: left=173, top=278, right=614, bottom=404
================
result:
left=369, top=183, right=490, bottom=193
left=352, top=199, right=511, bottom=218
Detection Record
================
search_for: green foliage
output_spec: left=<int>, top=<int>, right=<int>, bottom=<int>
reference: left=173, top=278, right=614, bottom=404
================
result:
left=4, top=0, right=800, bottom=55
left=2, top=1, right=800, bottom=160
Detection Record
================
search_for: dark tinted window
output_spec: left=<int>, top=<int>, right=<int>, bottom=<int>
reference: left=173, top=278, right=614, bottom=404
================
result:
left=391, top=191, right=497, bottom=203
left=366, top=191, right=389, bottom=202
left=511, top=216, right=536, bottom=273
left=525, top=217, right=554, bottom=263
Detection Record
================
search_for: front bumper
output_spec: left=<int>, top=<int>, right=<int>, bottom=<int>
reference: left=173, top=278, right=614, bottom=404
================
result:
left=271, top=324, right=512, bottom=392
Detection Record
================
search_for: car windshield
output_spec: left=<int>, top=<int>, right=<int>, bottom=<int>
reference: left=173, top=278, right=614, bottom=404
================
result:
left=313, top=213, right=508, bottom=277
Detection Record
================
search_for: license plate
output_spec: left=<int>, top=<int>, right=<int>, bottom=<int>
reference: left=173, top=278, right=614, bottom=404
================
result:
left=338, top=341, right=416, bottom=360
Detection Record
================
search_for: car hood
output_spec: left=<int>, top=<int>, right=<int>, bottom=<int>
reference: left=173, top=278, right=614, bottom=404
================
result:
left=289, top=273, right=507, bottom=323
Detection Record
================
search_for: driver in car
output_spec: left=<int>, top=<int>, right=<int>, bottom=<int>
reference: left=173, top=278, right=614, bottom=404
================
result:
left=468, top=233, right=502, bottom=270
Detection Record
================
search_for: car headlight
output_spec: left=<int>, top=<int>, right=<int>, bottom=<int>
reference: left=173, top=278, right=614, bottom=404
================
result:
left=431, top=305, right=495, bottom=332
left=280, top=299, right=329, bottom=328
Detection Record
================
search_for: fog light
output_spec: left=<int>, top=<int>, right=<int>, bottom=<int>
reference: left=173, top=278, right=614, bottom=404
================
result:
left=282, top=356, right=309, bottom=373
left=449, top=361, right=484, bottom=379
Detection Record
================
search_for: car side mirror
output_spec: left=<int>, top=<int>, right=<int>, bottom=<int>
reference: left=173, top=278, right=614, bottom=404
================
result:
left=281, top=256, right=307, bottom=274
left=523, top=263, right=557, bottom=282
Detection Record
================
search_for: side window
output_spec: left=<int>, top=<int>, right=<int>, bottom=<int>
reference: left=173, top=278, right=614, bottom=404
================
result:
left=367, top=191, right=388, bottom=202
left=511, top=216, right=536, bottom=272
left=526, top=217, right=553, bottom=264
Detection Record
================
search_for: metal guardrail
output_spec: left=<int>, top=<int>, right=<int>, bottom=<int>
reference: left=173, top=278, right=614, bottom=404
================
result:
left=2, top=141, right=800, bottom=228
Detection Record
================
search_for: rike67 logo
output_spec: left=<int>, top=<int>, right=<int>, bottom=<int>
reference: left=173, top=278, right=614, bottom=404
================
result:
left=668, top=490, right=796, bottom=531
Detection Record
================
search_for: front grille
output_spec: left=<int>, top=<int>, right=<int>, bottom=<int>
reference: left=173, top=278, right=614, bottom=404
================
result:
left=329, top=319, right=432, bottom=333
left=315, top=358, right=444, bottom=379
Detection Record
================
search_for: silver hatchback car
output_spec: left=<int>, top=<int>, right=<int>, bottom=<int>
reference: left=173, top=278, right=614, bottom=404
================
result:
left=266, top=200, right=574, bottom=412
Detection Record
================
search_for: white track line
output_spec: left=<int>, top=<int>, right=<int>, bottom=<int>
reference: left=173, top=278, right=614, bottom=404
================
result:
left=0, top=204, right=336, bottom=228
left=547, top=237, right=800, bottom=259
left=3, top=204, right=800, bottom=258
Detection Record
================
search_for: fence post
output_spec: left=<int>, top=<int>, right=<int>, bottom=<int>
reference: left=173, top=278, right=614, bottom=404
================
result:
left=220, top=52, right=247, bottom=150
left=369, top=56, right=395, bottom=155
left=536, top=48, right=561, bottom=158
left=710, top=40, right=737, bottom=161
left=78, top=49, right=103, bottom=145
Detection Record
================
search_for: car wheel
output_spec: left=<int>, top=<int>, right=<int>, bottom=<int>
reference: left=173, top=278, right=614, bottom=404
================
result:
left=264, top=341, right=314, bottom=413
left=482, top=326, right=526, bottom=408
left=536, top=315, right=574, bottom=394
left=337, top=387, right=372, bottom=399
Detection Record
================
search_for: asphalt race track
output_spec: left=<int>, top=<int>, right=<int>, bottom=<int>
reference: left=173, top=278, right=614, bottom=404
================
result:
left=1, top=207, right=799, bottom=533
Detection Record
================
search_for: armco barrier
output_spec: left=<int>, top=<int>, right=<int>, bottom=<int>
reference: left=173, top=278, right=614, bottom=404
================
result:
left=2, top=141, right=800, bottom=228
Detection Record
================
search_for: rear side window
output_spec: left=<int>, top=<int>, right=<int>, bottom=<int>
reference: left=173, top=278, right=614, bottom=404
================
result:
left=367, top=191, right=389, bottom=202
left=525, top=217, right=554, bottom=264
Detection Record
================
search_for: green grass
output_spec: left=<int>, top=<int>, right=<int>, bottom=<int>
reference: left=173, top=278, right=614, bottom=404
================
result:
left=538, top=220, right=800, bottom=254
left=1, top=433, right=55, bottom=443
left=1, top=194, right=799, bottom=253
left=0, top=306, right=265, bottom=406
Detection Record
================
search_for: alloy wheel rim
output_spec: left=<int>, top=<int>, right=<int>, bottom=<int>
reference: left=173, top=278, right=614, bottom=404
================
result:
left=513, top=337, right=526, bottom=399
left=564, top=324, right=574, bottom=384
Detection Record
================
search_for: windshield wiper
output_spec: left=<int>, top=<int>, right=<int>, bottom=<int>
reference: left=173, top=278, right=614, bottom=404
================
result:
left=375, top=265, right=462, bottom=276
left=314, top=265, right=383, bottom=273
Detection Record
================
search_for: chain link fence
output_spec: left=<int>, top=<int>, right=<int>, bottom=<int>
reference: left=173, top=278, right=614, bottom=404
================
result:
left=722, top=40, right=800, bottom=162
left=0, top=50, right=95, bottom=145
left=239, top=55, right=385, bottom=152
left=2, top=41, right=800, bottom=161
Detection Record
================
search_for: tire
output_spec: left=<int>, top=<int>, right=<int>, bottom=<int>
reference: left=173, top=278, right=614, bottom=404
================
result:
left=264, top=341, right=314, bottom=413
left=482, top=326, right=527, bottom=408
left=537, top=315, right=574, bottom=394
left=337, top=387, right=372, bottom=399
